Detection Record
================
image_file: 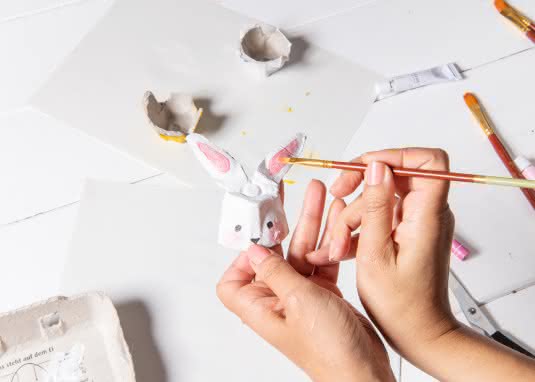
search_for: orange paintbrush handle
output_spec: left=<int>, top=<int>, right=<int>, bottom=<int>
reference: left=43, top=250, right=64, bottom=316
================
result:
left=282, top=158, right=535, bottom=190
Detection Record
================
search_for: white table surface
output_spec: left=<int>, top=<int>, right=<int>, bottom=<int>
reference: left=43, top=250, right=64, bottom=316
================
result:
left=1, top=0, right=534, bottom=380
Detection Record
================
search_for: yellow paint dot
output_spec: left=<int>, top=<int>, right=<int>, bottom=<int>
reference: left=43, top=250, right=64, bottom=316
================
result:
left=286, top=106, right=293, bottom=112
left=283, top=179, right=297, bottom=185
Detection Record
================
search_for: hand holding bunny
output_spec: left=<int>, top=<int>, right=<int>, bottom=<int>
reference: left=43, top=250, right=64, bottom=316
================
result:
left=216, top=180, right=395, bottom=382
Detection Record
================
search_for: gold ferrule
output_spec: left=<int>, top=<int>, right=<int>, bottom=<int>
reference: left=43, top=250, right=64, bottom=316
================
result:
left=468, top=105, right=495, bottom=136
left=293, top=159, right=328, bottom=168
left=501, top=8, right=531, bottom=32
left=323, top=161, right=334, bottom=168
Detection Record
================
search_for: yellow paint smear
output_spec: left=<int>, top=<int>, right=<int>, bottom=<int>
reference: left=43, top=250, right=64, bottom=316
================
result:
left=286, top=106, right=293, bottom=112
left=283, top=179, right=297, bottom=185
left=159, top=134, right=187, bottom=143
left=240, top=130, right=247, bottom=136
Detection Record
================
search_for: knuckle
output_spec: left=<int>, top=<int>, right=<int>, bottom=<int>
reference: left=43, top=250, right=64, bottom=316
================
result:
left=360, top=243, right=393, bottom=265
left=332, top=220, right=351, bottom=244
left=365, top=194, right=390, bottom=215
left=284, top=285, right=306, bottom=309
left=301, top=208, right=322, bottom=222
left=430, top=148, right=450, bottom=170
left=215, top=282, right=229, bottom=305
left=288, top=239, right=312, bottom=258
left=239, top=300, right=264, bottom=327
left=350, top=155, right=362, bottom=163
left=438, top=205, right=455, bottom=230
left=284, top=282, right=316, bottom=313
left=260, top=255, right=286, bottom=282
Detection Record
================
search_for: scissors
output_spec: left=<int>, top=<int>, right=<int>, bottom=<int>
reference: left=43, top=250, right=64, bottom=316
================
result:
left=449, top=271, right=534, bottom=358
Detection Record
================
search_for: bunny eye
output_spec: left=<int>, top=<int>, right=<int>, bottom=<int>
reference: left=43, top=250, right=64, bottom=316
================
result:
left=266, top=221, right=274, bottom=229
left=234, top=225, right=242, bottom=232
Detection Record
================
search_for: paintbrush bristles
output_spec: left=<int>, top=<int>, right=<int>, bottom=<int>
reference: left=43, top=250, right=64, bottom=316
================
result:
left=495, top=0, right=508, bottom=12
left=278, top=157, right=296, bottom=164
left=464, top=92, right=495, bottom=137
left=463, top=93, right=479, bottom=108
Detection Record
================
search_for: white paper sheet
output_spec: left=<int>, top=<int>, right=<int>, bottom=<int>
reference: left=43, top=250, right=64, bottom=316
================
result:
left=0, top=0, right=112, bottom=111
left=0, top=0, right=79, bottom=21
left=62, top=180, right=306, bottom=381
left=30, top=0, right=380, bottom=195
left=220, top=0, right=376, bottom=29
left=291, top=0, right=535, bottom=76
left=62, top=180, right=401, bottom=381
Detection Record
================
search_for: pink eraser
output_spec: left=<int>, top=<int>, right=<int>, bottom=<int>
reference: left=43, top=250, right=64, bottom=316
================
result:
left=451, top=239, right=470, bottom=261
left=514, top=156, right=535, bottom=181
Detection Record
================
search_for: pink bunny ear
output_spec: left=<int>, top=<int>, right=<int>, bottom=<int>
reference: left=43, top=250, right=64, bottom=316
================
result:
left=187, top=133, right=248, bottom=192
left=196, top=142, right=231, bottom=173
left=256, top=133, right=306, bottom=184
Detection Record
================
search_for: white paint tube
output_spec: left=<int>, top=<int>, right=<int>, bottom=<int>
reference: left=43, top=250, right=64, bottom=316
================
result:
left=375, top=63, right=463, bottom=100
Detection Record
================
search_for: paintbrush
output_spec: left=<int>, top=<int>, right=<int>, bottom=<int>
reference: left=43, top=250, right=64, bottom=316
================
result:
left=464, top=92, right=535, bottom=209
left=495, top=0, right=535, bottom=43
left=278, top=157, right=535, bottom=190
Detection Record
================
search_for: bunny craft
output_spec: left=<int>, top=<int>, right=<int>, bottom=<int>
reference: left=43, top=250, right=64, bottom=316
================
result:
left=187, top=133, right=306, bottom=251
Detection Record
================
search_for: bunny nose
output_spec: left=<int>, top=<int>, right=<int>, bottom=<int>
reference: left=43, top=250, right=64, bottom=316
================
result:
left=250, top=238, right=260, bottom=244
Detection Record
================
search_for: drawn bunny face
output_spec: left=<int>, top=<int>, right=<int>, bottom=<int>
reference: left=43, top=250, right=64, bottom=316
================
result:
left=187, top=133, right=306, bottom=251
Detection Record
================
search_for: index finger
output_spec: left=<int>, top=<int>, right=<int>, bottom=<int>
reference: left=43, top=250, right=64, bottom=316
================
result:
left=287, top=179, right=326, bottom=276
left=330, top=157, right=364, bottom=198
left=361, top=148, right=450, bottom=215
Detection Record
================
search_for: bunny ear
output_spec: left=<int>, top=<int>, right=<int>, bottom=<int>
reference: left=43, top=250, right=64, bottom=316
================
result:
left=187, top=133, right=248, bottom=192
left=256, top=133, right=306, bottom=184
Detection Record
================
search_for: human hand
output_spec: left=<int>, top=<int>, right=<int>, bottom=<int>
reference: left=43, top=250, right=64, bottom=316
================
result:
left=307, top=149, right=459, bottom=364
left=217, top=180, right=395, bottom=382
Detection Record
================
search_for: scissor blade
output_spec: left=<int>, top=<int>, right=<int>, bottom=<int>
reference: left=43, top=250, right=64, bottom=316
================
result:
left=449, top=272, right=496, bottom=336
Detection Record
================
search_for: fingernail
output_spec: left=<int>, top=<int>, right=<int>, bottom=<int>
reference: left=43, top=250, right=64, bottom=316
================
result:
left=248, top=244, right=270, bottom=265
left=329, top=241, right=344, bottom=262
left=366, top=161, right=385, bottom=186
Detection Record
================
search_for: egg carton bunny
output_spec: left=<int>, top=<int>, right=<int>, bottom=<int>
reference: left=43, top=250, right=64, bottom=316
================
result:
left=187, top=133, right=306, bottom=251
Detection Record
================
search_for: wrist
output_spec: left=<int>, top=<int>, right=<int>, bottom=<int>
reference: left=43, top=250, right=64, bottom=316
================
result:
left=313, top=358, right=395, bottom=382
left=357, top=364, right=396, bottom=382
left=396, top=310, right=461, bottom=359
left=400, top=319, right=466, bottom=377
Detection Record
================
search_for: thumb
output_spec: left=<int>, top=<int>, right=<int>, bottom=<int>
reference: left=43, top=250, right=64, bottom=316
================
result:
left=247, top=245, right=309, bottom=303
left=358, top=161, right=396, bottom=264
